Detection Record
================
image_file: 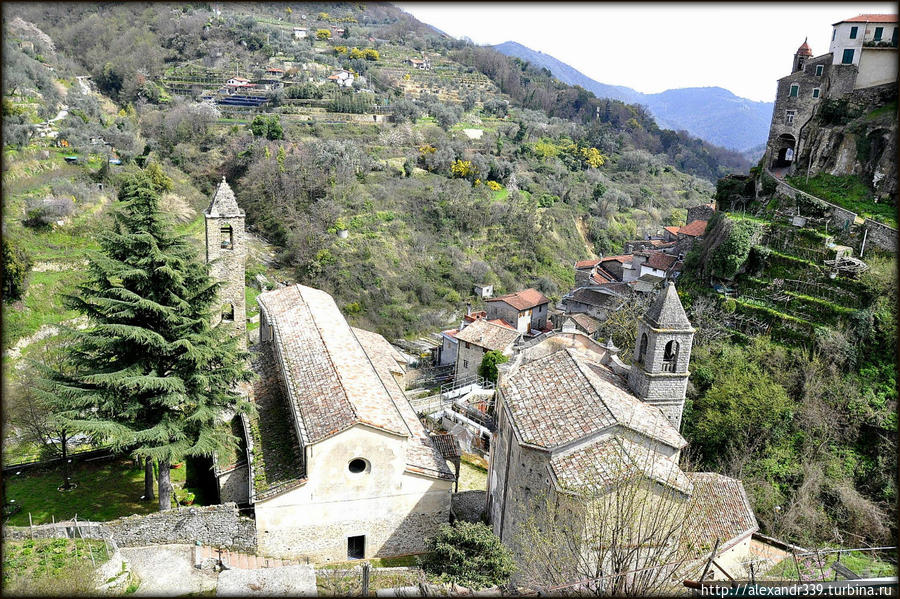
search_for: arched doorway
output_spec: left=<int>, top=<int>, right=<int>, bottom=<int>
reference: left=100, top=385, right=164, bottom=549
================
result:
left=772, top=134, right=796, bottom=168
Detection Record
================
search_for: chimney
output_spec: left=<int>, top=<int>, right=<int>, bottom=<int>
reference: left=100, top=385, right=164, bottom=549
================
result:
left=466, top=302, right=471, bottom=316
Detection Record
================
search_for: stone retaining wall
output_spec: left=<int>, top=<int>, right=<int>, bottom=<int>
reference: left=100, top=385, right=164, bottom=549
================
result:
left=863, top=219, right=898, bottom=253
left=451, top=490, right=486, bottom=523
left=2, top=503, right=256, bottom=552
left=772, top=176, right=897, bottom=252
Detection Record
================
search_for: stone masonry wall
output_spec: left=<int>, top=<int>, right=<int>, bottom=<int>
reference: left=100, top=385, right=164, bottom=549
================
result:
left=217, top=464, right=250, bottom=505
left=864, top=219, right=899, bottom=253
left=257, top=506, right=449, bottom=563
left=686, top=204, right=715, bottom=224
left=451, top=490, right=486, bottom=523
left=3, top=503, right=256, bottom=551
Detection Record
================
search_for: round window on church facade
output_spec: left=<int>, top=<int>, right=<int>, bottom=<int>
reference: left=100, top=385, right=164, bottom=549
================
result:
left=348, top=458, right=369, bottom=474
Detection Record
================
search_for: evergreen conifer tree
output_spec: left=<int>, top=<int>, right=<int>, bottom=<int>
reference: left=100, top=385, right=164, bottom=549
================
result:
left=39, top=168, right=253, bottom=511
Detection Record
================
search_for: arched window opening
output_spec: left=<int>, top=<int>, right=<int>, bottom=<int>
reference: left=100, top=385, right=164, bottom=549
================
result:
left=662, top=340, right=679, bottom=372
left=638, top=333, right=648, bottom=365
left=222, top=303, right=235, bottom=322
left=220, top=224, right=234, bottom=250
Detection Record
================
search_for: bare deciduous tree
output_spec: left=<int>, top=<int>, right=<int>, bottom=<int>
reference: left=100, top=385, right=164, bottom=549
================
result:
left=514, top=447, right=700, bottom=596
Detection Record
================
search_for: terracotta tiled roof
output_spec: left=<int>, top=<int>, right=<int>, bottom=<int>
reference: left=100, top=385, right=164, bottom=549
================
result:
left=836, top=14, right=897, bottom=23
left=575, top=258, right=602, bottom=269
left=463, top=310, right=487, bottom=323
left=442, top=328, right=459, bottom=339
left=487, top=318, right=515, bottom=329
left=649, top=239, right=677, bottom=248
left=664, top=226, right=681, bottom=236
left=600, top=254, right=632, bottom=264
left=206, top=177, right=243, bottom=217
left=796, top=39, right=813, bottom=56
left=429, top=433, right=461, bottom=460
left=644, top=252, right=678, bottom=271
left=678, top=219, right=708, bottom=237
left=257, top=285, right=409, bottom=445
left=591, top=271, right=612, bottom=285
left=353, top=327, right=454, bottom=481
left=486, top=288, right=550, bottom=311
left=551, top=436, right=693, bottom=495
left=686, top=472, right=758, bottom=553
left=454, top=318, right=520, bottom=351
left=500, top=348, right=686, bottom=450
left=570, top=313, right=602, bottom=335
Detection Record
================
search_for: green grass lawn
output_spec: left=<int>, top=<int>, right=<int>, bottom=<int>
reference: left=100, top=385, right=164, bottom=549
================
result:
left=455, top=454, right=488, bottom=491
left=4, top=457, right=190, bottom=526
left=786, top=173, right=897, bottom=228
left=764, top=549, right=897, bottom=580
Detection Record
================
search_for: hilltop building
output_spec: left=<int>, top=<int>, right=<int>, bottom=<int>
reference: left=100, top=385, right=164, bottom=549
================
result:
left=486, top=283, right=757, bottom=579
left=206, top=179, right=454, bottom=563
left=764, top=14, right=898, bottom=172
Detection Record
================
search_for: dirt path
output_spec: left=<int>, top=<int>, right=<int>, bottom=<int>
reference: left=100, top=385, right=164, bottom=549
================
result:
left=574, top=215, right=597, bottom=259
left=119, top=544, right=218, bottom=596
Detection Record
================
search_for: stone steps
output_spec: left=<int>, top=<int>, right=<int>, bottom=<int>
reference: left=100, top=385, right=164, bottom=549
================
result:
left=195, top=544, right=301, bottom=570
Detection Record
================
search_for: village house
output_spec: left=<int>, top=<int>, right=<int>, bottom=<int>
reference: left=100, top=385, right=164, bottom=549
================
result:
left=437, top=309, right=487, bottom=367
left=327, top=69, right=354, bottom=88
left=453, top=318, right=520, bottom=381
left=484, top=288, right=550, bottom=334
left=205, top=179, right=455, bottom=563
left=562, top=283, right=631, bottom=321
left=474, top=283, right=493, bottom=299
left=486, top=283, right=758, bottom=580
left=265, top=67, right=285, bottom=78
left=408, top=56, right=431, bottom=70
left=558, top=312, right=603, bottom=338
left=225, top=76, right=254, bottom=89
left=292, top=27, right=308, bottom=39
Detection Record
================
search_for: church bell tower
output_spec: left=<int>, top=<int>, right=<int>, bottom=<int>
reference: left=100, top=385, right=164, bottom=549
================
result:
left=627, top=282, right=695, bottom=430
left=205, top=177, right=247, bottom=348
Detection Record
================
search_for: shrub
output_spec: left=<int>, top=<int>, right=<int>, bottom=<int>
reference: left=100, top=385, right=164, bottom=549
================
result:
left=478, top=350, right=509, bottom=383
left=2, top=238, right=31, bottom=302
left=421, top=521, right=516, bottom=590
left=23, top=196, right=75, bottom=229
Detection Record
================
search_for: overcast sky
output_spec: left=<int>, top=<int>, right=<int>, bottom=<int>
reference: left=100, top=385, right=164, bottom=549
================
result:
left=398, top=3, right=895, bottom=102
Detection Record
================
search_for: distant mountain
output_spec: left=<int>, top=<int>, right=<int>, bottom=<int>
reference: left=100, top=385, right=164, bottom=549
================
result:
left=493, top=41, right=774, bottom=153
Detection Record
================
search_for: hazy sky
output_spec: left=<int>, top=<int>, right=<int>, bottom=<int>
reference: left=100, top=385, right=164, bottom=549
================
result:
left=398, top=3, right=895, bottom=102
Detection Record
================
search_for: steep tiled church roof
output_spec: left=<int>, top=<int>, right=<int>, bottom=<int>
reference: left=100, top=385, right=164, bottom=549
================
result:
left=686, top=472, right=759, bottom=553
left=643, top=282, right=692, bottom=330
left=499, top=348, right=686, bottom=450
left=257, top=285, right=408, bottom=444
left=206, top=177, right=244, bottom=217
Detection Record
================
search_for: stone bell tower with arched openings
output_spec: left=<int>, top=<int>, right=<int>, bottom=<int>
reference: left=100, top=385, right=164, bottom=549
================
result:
left=205, top=177, right=246, bottom=348
left=627, top=282, right=695, bottom=430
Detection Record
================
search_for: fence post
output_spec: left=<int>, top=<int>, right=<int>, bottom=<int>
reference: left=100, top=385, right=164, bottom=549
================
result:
left=362, top=563, right=370, bottom=596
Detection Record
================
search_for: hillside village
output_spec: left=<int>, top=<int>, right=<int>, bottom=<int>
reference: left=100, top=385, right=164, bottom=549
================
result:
left=1, top=4, right=898, bottom=596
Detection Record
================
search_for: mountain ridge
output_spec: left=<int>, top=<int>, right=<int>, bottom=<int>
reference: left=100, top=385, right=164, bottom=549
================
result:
left=493, top=40, right=773, bottom=155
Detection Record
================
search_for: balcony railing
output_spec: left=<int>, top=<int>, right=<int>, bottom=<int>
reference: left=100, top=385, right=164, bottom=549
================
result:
left=661, top=361, right=677, bottom=373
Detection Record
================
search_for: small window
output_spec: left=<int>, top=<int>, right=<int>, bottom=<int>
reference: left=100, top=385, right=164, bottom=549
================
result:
left=785, top=110, right=796, bottom=125
left=874, top=27, right=883, bottom=41
left=832, top=29, right=837, bottom=41
left=221, top=304, right=235, bottom=322
left=815, top=64, right=824, bottom=76
left=348, top=458, right=369, bottom=474
left=812, top=88, right=820, bottom=98
left=842, top=49, right=855, bottom=64
left=220, top=224, right=234, bottom=250
left=465, top=342, right=471, bottom=349
left=789, top=84, right=799, bottom=97
left=849, top=26, right=858, bottom=39
left=463, top=359, right=469, bottom=369
left=347, top=535, right=365, bottom=560
left=638, top=333, right=648, bottom=365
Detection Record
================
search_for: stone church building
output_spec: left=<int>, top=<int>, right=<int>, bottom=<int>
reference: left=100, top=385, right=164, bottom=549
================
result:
left=205, top=179, right=454, bottom=563
left=487, top=283, right=758, bottom=580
